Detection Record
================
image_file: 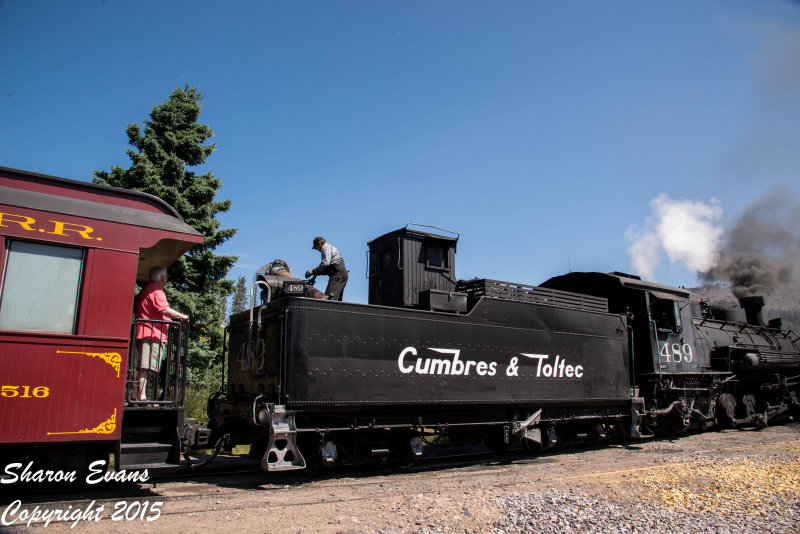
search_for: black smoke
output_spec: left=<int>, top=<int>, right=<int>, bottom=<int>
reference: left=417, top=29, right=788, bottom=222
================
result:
left=702, top=187, right=800, bottom=299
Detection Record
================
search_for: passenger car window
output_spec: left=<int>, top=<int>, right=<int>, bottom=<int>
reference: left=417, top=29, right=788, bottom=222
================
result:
left=0, top=240, right=83, bottom=333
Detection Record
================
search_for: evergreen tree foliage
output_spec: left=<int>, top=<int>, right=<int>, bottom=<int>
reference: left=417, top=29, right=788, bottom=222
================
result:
left=93, top=85, right=237, bottom=371
left=231, top=276, right=249, bottom=315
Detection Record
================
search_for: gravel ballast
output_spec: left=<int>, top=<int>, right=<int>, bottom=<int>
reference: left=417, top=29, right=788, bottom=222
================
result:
left=493, top=443, right=800, bottom=534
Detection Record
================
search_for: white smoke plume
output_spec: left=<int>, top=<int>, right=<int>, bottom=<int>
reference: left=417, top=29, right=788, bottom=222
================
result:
left=625, top=194, right=724, bottom=281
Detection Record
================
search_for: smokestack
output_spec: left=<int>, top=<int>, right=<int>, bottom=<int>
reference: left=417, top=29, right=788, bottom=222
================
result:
left=739, top=296, right=765, bottom=326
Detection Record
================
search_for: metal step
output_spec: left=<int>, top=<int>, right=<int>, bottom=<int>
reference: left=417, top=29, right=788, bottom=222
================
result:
left=120, top=462, right=180, bottom=475
left=263, top=405, right=306, bottom=471
left=122, top=426, right=166, bottom=442
left=120, top=441, right=172, bottom=467
left=118, top=406, right=183, bottom=474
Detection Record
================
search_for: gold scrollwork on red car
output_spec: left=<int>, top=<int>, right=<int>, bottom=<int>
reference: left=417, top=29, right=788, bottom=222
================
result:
left=47, top=408, right=117, bottom=436
left=56, top=351, right=122, bottom=377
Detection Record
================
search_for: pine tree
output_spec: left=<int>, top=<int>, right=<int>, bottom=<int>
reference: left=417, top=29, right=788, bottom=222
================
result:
left=93, top=85, right=237, bottom=370
left=231, top=276, right=249, bottom=315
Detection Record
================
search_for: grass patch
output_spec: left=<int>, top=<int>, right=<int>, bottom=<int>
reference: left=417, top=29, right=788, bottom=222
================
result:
left=185, top=363, right=222, bottom=421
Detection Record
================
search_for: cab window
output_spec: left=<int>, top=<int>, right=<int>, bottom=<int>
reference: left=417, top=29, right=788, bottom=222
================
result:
left=650, top=296, right=681, bottom=334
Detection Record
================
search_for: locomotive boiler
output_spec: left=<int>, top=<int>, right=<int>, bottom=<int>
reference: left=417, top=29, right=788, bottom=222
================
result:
left=210, top=225, right=800, bottom=472
left=699, top=296, right=800, bottom=427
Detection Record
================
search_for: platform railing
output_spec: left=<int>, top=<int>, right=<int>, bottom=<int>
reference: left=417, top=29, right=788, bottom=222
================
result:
left=126, top=319, right=190, bottom=407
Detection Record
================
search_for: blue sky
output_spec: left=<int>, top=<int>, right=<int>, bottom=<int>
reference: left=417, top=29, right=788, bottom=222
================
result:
left=2, top=1, right=799, bottom=304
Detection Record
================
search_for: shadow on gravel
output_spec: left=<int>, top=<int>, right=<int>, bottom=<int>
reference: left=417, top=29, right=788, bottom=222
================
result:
left=0, top=438, right=657, bottom=502
left=5, top=425, right=793, bottom=504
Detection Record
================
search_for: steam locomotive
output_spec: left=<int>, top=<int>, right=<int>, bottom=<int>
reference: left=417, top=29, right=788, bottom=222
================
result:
left=1, top=166, right=797, bottom=477
left=211, top=225, right=800, bottom=471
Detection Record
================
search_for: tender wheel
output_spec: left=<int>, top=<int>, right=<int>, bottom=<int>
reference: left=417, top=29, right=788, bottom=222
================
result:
left=522, top=438, right=542, bottom=454
left=297, top=433, right=334, bottom=475
left=484, top=425, right=511, bottom=453
left=395, top=436, right=424, bottom=469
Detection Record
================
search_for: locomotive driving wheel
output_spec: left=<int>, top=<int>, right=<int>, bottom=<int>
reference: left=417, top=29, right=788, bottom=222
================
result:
left=716, top=393, right=737, bottom=429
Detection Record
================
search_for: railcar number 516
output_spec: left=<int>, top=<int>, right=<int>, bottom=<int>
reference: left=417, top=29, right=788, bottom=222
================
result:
left=1, top=386, right=50, bottom=398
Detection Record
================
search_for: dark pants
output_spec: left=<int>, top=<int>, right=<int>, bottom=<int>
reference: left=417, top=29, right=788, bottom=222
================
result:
left=323, top=260, right=348, bottom=301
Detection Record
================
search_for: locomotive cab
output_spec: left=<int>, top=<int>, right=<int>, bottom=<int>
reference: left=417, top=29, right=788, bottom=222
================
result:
left=542, top=272, right=714, bottom=434
left=541, top=272, right=703, bottom=374
left=647, top=291, right=705, bottom=374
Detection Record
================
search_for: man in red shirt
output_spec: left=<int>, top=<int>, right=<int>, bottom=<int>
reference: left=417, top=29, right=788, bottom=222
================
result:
left=133, top=266, right=188, bottom=402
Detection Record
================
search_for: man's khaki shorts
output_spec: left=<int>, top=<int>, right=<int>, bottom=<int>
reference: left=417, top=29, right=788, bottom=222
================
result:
left=134, top=340, right=166, bottom=372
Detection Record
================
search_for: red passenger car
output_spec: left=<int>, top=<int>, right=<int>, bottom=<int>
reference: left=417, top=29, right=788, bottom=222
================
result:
left=0, top=166, right=203, bottom=474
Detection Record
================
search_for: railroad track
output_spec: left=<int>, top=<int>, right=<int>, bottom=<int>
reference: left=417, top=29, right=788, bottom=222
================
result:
left=3, top=425, right=799, bottom=533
